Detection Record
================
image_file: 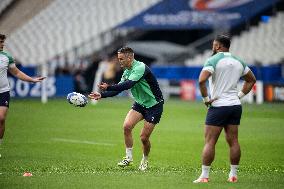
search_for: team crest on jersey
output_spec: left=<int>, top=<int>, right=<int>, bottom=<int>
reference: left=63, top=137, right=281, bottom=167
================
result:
left=5, top=101, right=8, bottom=106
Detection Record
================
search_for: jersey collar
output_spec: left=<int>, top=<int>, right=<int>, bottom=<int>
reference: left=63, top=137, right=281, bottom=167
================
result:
left=127, top=59, right=138, bottom=70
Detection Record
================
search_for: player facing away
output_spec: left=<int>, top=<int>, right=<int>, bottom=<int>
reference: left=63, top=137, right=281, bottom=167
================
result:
left=89, top=47, right=164, bottom=171
left=0, top=34, right=46, bottom=158
left=193, top=35, right=256, bottom=183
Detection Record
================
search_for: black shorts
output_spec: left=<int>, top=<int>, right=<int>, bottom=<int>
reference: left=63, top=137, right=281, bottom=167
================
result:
left=206, top=105, right=242, bottom=127
left=132, top=101, right=164, bottom=124
left=0, top=91, right=10, bottom=108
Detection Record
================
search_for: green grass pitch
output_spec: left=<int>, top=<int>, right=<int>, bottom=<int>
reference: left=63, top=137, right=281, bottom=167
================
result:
left=0, top=98, right=284, bottom=189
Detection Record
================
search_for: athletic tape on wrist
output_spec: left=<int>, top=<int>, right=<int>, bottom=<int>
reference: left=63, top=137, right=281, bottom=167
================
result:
left=202, top=96, right=210, bottom=103
left=238, top=91, right=245, bottom=99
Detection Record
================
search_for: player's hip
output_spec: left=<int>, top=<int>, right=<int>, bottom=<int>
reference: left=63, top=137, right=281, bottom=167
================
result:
left=0, top=91, right=10, bottom=108
left=211, top=98, right=241, bottom=107
left=205, top=105, right=242, bottom=127
left=132, top=101, right=164, bottom=124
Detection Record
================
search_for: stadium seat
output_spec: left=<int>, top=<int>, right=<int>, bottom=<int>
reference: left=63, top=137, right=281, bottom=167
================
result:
left=5, top=0, right=161, bottom=66
left=185, top=12, right=284, bottom=66
left=0, top=0, right=13, bottom=15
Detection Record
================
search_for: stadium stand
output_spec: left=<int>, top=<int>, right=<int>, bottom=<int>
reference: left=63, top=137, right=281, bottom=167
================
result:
left=0, top=0, right=13, bottom=15
left=4, top=0, right=160, bottom=66
left=0, top=0, right=53, bottom=35
left=185, top=12, right=284, bottom=66
left=1, top=0, right=283, bottom=103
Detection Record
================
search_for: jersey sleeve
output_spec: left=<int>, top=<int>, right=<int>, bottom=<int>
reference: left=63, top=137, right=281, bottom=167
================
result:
left=242, top=65, right=251, bottom=76
left=119, top=71, right=127, bottom=83
left=101, top=91, right=120, bottom=98
left=232, top=55, right=249, bottom=76
left=6, top=52, right=14, bottom=65
left=3, top=52, right=15, bottom=67
left=106, top=80, right=136, bottom=91
left=128, top=64, right=145, bottom=81
left=202, top=59, right=214, bottom=73
left=8, top=62, right=16, bottom=68
left=238, top=57, right=250, bottom=76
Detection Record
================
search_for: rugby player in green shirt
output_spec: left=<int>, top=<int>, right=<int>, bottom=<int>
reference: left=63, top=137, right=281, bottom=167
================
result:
left=89, top=47, right=164, bottom=171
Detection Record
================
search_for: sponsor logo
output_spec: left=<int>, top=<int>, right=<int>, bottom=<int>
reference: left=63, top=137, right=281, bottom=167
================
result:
left=189, top=0, right=253, bottom=10
left=274, top=86, right=284, bottom=101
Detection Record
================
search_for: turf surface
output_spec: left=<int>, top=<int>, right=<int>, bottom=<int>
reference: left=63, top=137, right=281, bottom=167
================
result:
left=0, top=98, right=284, bottom=188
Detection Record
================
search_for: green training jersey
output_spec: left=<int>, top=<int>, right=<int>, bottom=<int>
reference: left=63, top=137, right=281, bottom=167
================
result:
left=120, top=60, right=163, bottom=108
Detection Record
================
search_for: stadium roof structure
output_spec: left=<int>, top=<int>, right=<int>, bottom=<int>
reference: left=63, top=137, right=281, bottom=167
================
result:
left=127, top=41, right=188, bottom=63
left=119, top=0, right=280, bottom=30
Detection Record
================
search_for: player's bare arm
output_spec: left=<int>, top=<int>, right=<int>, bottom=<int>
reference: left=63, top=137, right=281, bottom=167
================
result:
left=238, top=71, right=256, bottom=98
left=8, top=65, right=46, bottom=83
left=199, top=70, right=216, bottom=107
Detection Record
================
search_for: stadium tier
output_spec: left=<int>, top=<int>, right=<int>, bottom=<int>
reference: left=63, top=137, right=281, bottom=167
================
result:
left=0, top=0, right=13, bottom=15
left=4, top=0, right=160, bottom=65
left=185, top=12, right=284, bottom=66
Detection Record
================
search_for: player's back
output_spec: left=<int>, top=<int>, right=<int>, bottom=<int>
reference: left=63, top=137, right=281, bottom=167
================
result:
left=206, top=52, right=247, bottom=106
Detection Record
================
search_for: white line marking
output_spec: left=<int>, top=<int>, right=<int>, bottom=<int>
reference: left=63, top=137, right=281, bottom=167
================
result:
left=52, top=138, right=115, bottom=146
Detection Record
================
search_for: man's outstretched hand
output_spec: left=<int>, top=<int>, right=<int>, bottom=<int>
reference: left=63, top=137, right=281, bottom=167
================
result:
left=88, top=92, right=102, bottom=100
left=32, top=76, right=46, bottom=82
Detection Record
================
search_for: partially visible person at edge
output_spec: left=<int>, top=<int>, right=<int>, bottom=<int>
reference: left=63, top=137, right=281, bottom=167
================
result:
left=0, top=34, right=46, bottom=158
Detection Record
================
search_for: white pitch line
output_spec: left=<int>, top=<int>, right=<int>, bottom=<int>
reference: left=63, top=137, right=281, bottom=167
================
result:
left=52, top=138, right=115, bottom=146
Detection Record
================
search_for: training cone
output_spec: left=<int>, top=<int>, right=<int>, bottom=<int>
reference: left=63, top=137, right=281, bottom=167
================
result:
left=23, top=172, right=32, bottom=177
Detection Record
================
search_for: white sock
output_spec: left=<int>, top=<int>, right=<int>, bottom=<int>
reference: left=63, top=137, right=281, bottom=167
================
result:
left=126, top=148, right=133, bottom=160
left=229, top=165, right=239, bottom=177
left=200, top=165, right=210, bottom=178
left=142, top=154, right=148, bottom=161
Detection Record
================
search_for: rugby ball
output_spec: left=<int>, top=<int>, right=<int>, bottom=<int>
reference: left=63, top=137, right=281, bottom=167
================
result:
left=67, top=92, right=88, bottom=107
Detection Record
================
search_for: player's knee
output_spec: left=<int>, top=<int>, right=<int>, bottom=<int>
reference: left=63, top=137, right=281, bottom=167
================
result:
left=123, top=123, right=133, bottom=133
left=205, top=137, right=218, bottom=146
left=140, top=134, right=149, bottom=144
left=0, top=116, right=5, bottom=126
left=227, top=138, right=239, bottom=147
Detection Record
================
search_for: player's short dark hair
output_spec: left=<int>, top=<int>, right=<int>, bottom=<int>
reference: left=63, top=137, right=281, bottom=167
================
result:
left=215, top=34, right=231, bottom=49
left=117, top=46, right=134, bottom=54
left=0, top=34, right=6, bottom=40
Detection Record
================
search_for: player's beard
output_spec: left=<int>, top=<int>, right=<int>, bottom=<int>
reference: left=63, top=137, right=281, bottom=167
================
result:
left=211, top=50, right=217, bottom=56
